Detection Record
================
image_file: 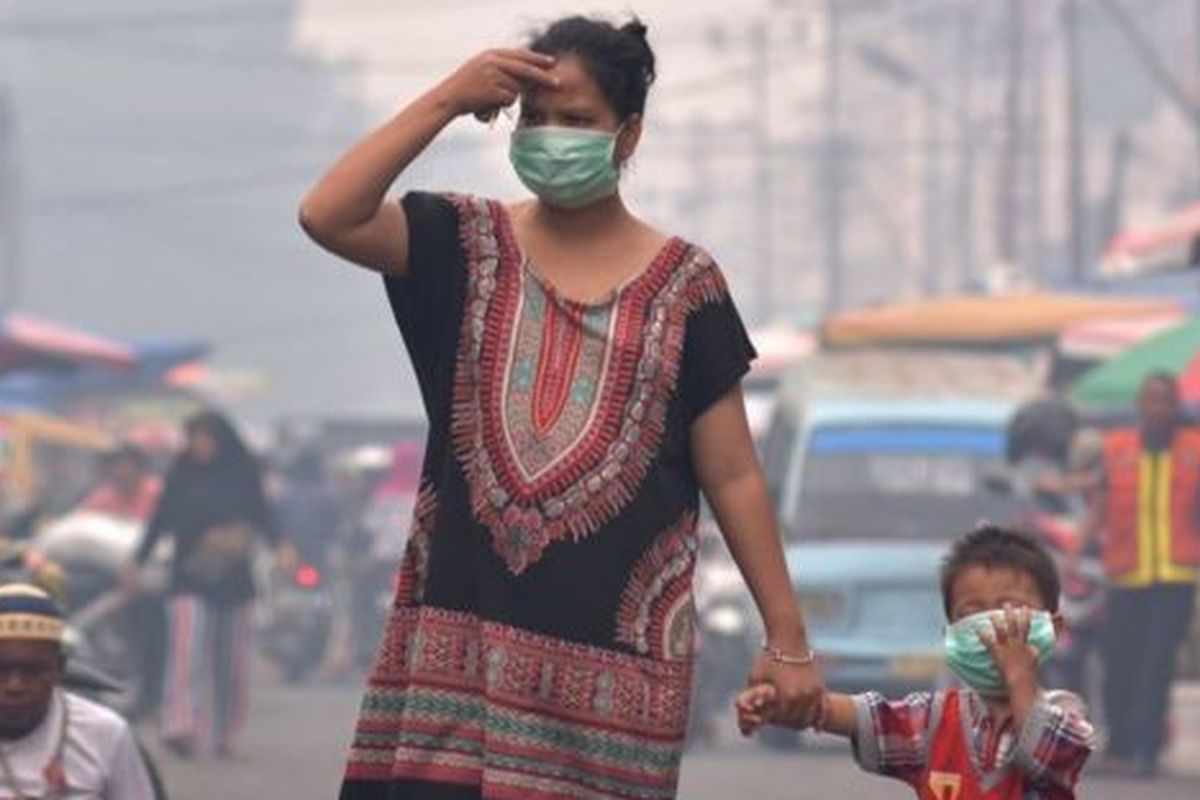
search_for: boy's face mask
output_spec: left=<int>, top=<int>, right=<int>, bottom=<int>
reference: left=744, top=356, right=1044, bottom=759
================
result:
left=509, top=125, right=622, bottom=209
left=944, top=609, right=1056, bottom=697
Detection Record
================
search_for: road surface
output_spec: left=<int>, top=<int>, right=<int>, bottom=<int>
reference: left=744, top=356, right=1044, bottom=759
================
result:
left=141, top=679, right=1200, bottom=800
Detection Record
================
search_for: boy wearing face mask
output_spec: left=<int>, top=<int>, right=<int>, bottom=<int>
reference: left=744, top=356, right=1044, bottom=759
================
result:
left=738, top=525, right=1095, bottom=799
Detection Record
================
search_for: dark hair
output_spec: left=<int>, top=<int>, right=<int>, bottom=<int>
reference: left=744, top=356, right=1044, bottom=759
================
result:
left=1140, top=370, right=1179, bottom=397
left=181, top=410, right=259, bottom=477
left=529, top=15, right=656, bottom=120
left=939, top=524, right=1060, bottom=616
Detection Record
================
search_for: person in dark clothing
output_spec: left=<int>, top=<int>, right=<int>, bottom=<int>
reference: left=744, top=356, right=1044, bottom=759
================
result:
left=122, top=411, right=294, bottom=759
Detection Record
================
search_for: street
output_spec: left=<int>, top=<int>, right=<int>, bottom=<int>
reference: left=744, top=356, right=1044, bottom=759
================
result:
left=142, top=679, right=1200, bottom=800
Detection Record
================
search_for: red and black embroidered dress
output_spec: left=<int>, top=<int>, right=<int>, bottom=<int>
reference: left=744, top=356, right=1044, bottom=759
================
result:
left=340, top=192, right=756, bottom=800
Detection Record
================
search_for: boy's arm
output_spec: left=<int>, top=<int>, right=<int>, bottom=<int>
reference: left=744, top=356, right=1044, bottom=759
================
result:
left=983, top=608, right=1095, bottom=790
left=848, top=691, right=937, bottom=787
left=1011, top=691, right=1095, bottom=792
left=737, top=686, right=938, bottom=790
left=819, top=693, right=857, bottom=737
left=980, top=606, right=1042, bottom=733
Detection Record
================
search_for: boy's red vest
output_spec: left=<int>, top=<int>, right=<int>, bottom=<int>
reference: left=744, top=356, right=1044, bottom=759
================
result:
left=919, top=691, right=1024, bottom=800
left=1101, top=428, right=1200, bottom=578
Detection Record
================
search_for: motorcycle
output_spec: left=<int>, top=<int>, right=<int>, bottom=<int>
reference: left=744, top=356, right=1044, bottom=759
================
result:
left=260, top=562, right=333, bottom=683
left=32, top=510, right=169, bottom=717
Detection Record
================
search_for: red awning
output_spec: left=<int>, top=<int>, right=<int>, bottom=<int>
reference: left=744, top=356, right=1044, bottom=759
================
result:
left=0, top=312, right=137, bottom=375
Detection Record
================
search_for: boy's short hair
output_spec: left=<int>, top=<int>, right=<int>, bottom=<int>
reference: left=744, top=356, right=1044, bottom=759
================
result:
left=939, top=524, right=1060, bottom=617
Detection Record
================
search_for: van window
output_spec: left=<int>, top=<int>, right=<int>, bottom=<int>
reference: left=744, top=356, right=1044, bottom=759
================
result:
left=784, top=425, right=1017, bottom=542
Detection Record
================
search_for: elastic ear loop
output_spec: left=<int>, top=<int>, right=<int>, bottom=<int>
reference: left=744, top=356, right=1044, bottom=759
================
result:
left=614, top=121, right=632, bottom=170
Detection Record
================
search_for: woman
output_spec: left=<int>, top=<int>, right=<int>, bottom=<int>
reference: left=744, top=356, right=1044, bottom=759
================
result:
left=300, top=16, right=823, bottom=800
left=124, top=411, right=290, bottom=759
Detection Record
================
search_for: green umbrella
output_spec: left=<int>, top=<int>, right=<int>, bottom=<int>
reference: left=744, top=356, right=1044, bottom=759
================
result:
left=1072, top=317, right=1200, bottom=408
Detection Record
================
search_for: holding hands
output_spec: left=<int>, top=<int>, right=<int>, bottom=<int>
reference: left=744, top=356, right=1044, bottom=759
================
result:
left=739, top=647, right=826, bottom=734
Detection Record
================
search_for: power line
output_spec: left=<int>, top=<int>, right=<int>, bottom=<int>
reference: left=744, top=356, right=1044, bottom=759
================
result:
left=0, top=0, right=508, bottom=36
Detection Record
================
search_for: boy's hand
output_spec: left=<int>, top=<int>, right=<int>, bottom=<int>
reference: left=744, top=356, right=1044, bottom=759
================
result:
left=747, top=651, right=826, bottom=730
left=979, top=605, right=1040, bottom=694
left=736, top=684, right=779, bottom=736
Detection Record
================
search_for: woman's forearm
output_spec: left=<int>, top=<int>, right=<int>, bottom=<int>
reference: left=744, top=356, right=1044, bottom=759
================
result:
left=706, top=467, right=809, bottom=651
left=692, top=389, right=810, bottom=651
left=301, top=90, right=454, bottom=230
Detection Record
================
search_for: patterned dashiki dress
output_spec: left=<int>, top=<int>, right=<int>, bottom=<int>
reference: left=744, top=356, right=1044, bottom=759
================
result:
left=340, top=192, right=757, bottom=800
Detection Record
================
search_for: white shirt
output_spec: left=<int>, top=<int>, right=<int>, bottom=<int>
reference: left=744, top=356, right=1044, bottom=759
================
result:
left=0, top=691, right=154, bottom=800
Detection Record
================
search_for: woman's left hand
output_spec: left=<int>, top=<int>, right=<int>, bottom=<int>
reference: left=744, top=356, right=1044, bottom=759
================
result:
left=747, top=650, right=827, bottom=729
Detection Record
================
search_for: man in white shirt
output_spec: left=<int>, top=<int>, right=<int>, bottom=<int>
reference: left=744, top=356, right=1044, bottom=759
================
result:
left=0, top=583, right=155, bottom=800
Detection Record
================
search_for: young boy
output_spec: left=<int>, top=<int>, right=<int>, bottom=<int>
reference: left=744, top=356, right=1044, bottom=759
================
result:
left=738, top=525, right=1094, bottom=799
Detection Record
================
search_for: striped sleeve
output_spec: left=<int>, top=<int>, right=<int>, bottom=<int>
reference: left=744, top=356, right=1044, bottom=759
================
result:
left=1011, top=691, right=1095, bottom=796
left=851, top=691, right=939, bottom=789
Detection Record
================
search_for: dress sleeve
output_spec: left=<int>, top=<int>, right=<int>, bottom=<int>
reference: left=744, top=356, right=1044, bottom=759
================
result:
left=679, top=265, right=757, bottom=425
left=382, top=191, right=467, bottom=399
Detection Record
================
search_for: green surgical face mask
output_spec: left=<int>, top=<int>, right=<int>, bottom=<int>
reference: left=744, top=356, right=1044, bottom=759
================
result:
left=944, top=609, right=1056, bottom=697
left=509, top=125, right=621, bottom=209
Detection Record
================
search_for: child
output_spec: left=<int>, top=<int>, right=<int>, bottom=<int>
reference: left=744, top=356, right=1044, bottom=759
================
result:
left=738, top=525, right=1094, bottom=799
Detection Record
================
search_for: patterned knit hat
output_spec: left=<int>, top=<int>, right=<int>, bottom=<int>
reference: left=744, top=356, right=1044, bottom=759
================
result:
left=0, top=583, right=64, bottom=643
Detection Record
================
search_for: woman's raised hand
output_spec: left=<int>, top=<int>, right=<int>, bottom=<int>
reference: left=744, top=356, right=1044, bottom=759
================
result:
left=432, top=49, right=559, bottom=120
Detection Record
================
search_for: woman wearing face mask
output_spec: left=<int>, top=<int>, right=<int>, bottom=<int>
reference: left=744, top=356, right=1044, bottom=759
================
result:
left=301, top=16, right=822, bottom=800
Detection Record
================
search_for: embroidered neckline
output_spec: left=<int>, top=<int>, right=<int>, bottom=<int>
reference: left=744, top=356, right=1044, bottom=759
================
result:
left=498, top=204, right=680, bottom=311
left=449, top=194, right=732, bottom=574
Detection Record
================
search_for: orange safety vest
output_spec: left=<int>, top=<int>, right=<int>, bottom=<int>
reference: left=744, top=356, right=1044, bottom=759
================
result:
left=1102, top=428, right=1200, bottom=581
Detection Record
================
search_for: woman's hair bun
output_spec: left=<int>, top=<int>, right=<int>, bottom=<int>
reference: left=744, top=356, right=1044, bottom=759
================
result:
left=620, top=19, right=649, bottom=41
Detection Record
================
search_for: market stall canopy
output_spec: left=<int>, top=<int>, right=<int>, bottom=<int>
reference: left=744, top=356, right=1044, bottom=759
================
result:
left=1057, top=312, right=1185, bottom=362
left=0, top=338, right=207, bottom=408
left=822, top=294, right=1181, bottom=348
left=1100, top=202, right=1200, bottom=279
left=0, top=311, right=136, bottom=375
left=1072, top=317, right=1200, bottom=409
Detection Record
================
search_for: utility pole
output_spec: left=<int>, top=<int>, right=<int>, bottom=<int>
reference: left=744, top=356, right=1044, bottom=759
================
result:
left=1063, top=0, right=1087, bottom=285
left=1027, top=11, right=1047, bottom=284
left=0, top=85, right=20, bottom=309
left=922, top=88, right=942, bottom=296
left=750, top=21, right=774, bottom=323
left=955, top=6, right=978, bottom=291
left=1101, top=131, right=1132, bottom=245
left=823, top=0, right=844, bottom=312
left=997, top=0, right=1026, bottom=269
left=1096, top=0, right=1200, bottom=193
